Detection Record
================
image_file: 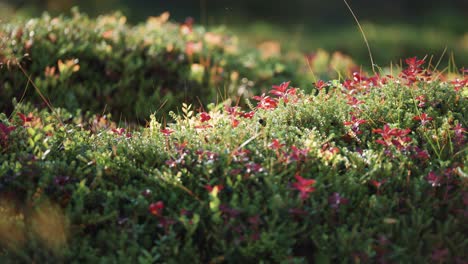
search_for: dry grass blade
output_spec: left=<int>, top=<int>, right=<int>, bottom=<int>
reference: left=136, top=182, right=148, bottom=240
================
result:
left=17, top=62, right=64, bottom=126
left=343, top=0, right=376, bottom=74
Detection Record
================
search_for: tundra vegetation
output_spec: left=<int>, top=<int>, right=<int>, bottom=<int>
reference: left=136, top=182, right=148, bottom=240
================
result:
left=0, top=10, right=467, bottom=263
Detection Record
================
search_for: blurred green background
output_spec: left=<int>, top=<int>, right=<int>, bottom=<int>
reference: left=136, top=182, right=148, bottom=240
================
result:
left=1, top=0, right=467, bottom=67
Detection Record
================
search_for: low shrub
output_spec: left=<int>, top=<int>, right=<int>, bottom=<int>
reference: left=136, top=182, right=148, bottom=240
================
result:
left=0, top=58, right=466, bottom=262
left=0, top=9, right=328, bottom=123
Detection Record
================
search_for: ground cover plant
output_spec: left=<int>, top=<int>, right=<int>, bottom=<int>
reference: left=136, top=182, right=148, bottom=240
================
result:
left=0, top=53, right=467, bottom=262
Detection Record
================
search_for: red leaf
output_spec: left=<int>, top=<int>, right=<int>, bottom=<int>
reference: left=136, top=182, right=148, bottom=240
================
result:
left=149, top=201, right=165, bottom=216
left=292, top=174, right=316, bottom=200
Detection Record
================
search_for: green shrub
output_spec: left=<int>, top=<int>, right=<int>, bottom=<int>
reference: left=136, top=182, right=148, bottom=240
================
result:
left=0, top=9, right=321, bottom=123
left=0, top=58, right=466, bottom=262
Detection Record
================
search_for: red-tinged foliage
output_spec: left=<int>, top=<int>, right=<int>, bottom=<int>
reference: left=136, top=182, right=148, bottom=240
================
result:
left=373, top=124, right=394, bottom=141
left=412, top=146, right=430, bottom=161
left=16, top=112, right=42, bottom=128
left=0, top=123, right=16, bottom=136
left=240, top=111, right=255, bottom=119
left=405, top=58, right=425, bottom=79
left=370, top=179, right=386, bottom=189
left=112, top=128, right=125, bottom=135
left=17, top=112, right=34, bottom=124
left=112, top=128, right=132, bottom=138
left=268, top=139, right=285, bottom=150
left=452, top=124, right=466, bottom=146
left=391, top=128, right=411, bottom=138
left=413, top=113, right=433, bottom=126
left=245, top=162, right=264, bottom=174
left=400, top=57, right=427, bottom=84
left=270, top=81, right=291, bottom=97
left=343, top=115, right=367, bottom=135
left=194, top=124, right=213, bottom=129
left=200, top=112, right=211, bottom=122
left=426, top=171, right=442, bottom=187
left=292, top=174, right=316, bottom=200
left=149, top=201, right=165, bottom=216
left=252, top=93, right=278, bottom=110
left=195, top=149, right=218, bottom=162
left=405, top=57, right=425, bottom=69
left=450, top=78, right=467, bottom=92
left=174, top=141, right=188, bottom=153
left=161, top=128, right=175, bottom=136
left=315, top=80, right=327, bottom=90
left=343, top=72, right=384, bottom=93
left=287, top=145, right=309, bottom=163
left=373, top=124, right=412, bottom=150
left=231, top=118, right=240, bottom=128
left=253, top=81, right=298, bottom=108
left=0, top=122, right=16, bottom=148
left=225, top=106, right=239, bottom=116
left=270, top=81, right=298, bottom=103
left=452, top=123, right=465, bottom=135
left=346, top=96, right=365, bottom=108
left=1, top=16, right=467, bottom=261
left=225, top=106, right=254, bottom=119
left=415, top=95, right=426, bottom=108
left=369, top=180, right=386, bottom=195
left=231, top=149, right=251, bottom=163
